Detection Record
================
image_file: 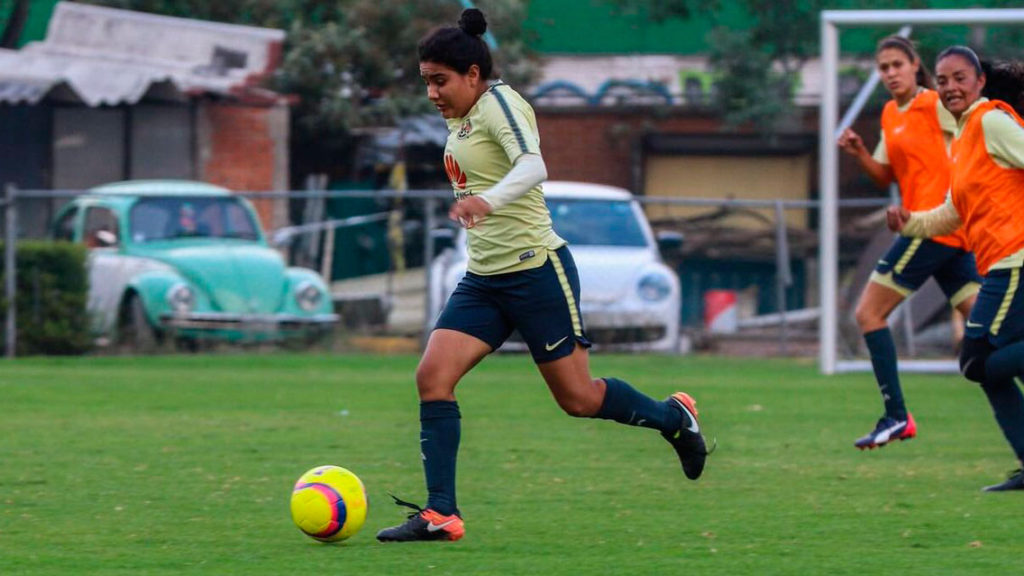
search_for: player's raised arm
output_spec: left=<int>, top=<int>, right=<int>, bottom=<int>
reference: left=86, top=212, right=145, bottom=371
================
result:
left=837, top=127, right=894, bottom=188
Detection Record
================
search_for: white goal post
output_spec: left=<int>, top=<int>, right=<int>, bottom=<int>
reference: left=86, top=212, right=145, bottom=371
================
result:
left=819, top=8, right=1024, bottom=374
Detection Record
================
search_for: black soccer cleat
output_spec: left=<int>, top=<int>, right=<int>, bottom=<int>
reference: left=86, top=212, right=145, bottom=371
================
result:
left=376, top=495, right=464, bottom=542
left=854, top=413, right=917, bottom=450
left=663, top=392, right=709, bottom=480
left=982, top=469, right=1024, bottom=492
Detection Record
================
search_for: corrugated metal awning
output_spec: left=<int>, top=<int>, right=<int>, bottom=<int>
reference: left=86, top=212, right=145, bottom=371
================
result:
left=0, top=76, right=62, bottom=105
left=0, top=2, right=287, bottom=107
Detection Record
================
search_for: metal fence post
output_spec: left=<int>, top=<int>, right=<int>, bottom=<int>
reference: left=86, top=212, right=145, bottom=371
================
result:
left=774, top=200, right=793, bottom=356
left=4, top=183, right=17, bottom=359
left=422, top=196, right=437, bottom=343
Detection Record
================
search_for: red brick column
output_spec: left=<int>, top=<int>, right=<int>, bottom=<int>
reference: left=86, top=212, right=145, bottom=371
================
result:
left=197, top=102, right=289, bottom=231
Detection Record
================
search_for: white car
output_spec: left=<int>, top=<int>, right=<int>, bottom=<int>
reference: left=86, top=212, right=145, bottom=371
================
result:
left=429, top=181, right=681, bottom=352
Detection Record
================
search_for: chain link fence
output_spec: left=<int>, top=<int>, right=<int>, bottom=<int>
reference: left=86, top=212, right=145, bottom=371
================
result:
left=3, top=183, right=903, bottom=359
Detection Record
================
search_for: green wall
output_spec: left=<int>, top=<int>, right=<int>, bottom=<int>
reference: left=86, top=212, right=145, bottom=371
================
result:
left=523, top=0, right=1013, bottom=56
left=0, top=0, right=59, bottom=47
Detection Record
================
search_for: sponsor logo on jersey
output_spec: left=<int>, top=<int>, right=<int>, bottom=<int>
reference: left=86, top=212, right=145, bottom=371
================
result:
left=444, top=153, right=467, bottom=190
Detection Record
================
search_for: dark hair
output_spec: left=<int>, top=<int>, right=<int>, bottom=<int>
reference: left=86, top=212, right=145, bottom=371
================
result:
left=876, top=35, right=933, bottom=89
left=937, top=46, right=1024, bottom=116
left=982, top=60, right=1024, bottom=116
left=936, top=45, right=984, bottom=77
left=418, top=8, right=493, bottom=79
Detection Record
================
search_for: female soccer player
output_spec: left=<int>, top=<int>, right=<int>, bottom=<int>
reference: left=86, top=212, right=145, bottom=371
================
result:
left=888, top=46, right=1024, bottom=491
left=837, top=36, right=980, bottom=450
left=375, top=9, right=709, bottom=543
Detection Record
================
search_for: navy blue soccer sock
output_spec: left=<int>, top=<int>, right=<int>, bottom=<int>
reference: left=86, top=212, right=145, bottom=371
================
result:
left=982, top=342, right=1024, bottom=463
left=986, top=341, right=1024, bottom=384
left=420, top=400, right=460, bottom=516
left=864, top=328, right=907, bottom=420
left=593, top=377, right=684, bottom=434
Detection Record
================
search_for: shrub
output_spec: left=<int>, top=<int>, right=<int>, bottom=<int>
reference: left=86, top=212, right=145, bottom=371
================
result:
left=0, top=241, right=92, bottom=355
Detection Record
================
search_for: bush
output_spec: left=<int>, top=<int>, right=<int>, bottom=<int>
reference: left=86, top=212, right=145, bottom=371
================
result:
left=0, top=241, right=92, bottom=355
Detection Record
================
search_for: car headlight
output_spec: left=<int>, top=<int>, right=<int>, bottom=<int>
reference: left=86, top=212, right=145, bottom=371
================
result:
left=294, top=281, right=324, bottom=312
left=166, top=283, right=195, bottom=314
left=637, top=273, right=672, bottom=302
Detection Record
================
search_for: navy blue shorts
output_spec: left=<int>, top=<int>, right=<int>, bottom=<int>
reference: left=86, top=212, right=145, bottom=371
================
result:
left=964, top=266, right=1024, bottom=348
left=871, top=236, right=981, bottom=305
left=434, top=245, right=591, bottom=363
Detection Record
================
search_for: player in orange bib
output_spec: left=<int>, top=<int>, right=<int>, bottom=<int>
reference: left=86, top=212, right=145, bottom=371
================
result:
left=838, top=36, right=980, bottom=450
left=888, top=46, right=1024, bottom=491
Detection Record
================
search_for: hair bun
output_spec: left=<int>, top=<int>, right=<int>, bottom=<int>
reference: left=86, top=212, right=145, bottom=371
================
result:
left=458, top=8, right=487, bottom=37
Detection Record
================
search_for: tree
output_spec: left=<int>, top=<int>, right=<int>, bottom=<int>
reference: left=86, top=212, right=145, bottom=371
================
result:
left=607, top=0, right=821, bottom=133
left=77, top=0, right=538, bottom=177
left=610, top=0, right=1024, bottom=134
left=0, top=0, right=30, bottom=48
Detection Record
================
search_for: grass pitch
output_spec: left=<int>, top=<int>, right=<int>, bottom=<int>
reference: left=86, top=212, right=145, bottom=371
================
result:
left=0, top=353, right=1019, bottom=575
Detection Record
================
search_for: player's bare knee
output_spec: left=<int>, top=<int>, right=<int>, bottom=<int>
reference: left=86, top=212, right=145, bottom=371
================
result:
left=854, top=303, right=884, bottom=332
left=557, top=389, right=602, bottom=418
left=558, top=399, right=597, bottom=418
left=414, top=360, right=434, bottom=389
left=414, top=361, right=451, bottom=399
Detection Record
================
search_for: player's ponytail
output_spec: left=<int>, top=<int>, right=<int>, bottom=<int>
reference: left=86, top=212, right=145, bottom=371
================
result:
left=982, top=60, right=1024, bottom=117
left=419, top=9, right=493, bottom=80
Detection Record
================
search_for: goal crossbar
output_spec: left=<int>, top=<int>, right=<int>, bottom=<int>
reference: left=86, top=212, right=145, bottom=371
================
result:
left=819, top=9, right=1024, bottom=374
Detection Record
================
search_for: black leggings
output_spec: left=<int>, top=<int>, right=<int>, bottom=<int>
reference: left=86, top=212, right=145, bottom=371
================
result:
left=959, top=337, right=995, bottom=384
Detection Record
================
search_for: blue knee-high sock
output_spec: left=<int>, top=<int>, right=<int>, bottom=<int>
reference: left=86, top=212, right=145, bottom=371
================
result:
left=983, top=342, right=1024, bottom=463
left=593, top=377, right=684, bottom=434
left=864, top=328, right=907, bottom=420
left=986, top=341, right=1024, bottom=383
left=420, top=400, right=460, bottom=516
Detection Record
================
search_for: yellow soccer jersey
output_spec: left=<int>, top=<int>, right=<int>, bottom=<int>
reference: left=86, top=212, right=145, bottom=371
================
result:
left=443, top=81, right=565, bottom=275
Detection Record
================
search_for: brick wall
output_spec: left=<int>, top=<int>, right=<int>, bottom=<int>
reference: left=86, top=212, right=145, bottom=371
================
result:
left=197, top=102, right=289, bottom=231
left=535, top=108, right=723, bottom=190
left=536, top=106, right=883, bottom=199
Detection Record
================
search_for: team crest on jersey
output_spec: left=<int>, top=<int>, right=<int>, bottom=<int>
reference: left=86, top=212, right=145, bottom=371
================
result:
left=444, top=153, right=467, bottom=190
left=456, top=119, right=473, bottom=140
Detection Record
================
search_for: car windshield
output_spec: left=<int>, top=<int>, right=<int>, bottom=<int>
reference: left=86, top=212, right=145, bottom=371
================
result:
left=130, top=196, right=260, bottom=242
left=546, top=199, right=648, bottom=247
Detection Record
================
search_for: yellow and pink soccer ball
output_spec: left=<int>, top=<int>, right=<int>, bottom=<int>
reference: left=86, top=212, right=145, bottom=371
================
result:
left=290, top=465, right=368, bottom=542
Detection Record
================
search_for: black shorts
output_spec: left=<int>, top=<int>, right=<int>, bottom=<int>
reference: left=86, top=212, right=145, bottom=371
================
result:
left=434, top=245, right=592, bottom=363
left=871, top=236, right=981, bottom=305
left=965, top=266, right=1024, bottom=349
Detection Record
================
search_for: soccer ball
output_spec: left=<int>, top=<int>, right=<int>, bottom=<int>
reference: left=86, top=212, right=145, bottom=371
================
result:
left=290, top=465, right=368, bottom=542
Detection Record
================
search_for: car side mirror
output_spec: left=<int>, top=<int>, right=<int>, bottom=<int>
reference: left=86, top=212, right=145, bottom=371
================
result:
left=95, top=229, right=119, bottom=247
left=656, top=230, right=684, bottom=253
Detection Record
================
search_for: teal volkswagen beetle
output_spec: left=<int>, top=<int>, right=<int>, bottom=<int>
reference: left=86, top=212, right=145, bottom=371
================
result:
left=51, top=180, right=338, bottom=350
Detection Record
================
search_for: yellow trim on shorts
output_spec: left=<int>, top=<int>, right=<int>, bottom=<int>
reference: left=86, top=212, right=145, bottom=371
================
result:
left=893, top=238, right=922, bottom=274
left=991, top=268, right=1020, bottom=336
left=868, top=271, right=913, bottom=297
left=949, top=281, right=981, bottom=308
left=547, top=250, right=583, bottom=337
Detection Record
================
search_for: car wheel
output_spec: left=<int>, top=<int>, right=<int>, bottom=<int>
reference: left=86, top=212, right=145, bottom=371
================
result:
left=120, top=294, right=162, bottom=354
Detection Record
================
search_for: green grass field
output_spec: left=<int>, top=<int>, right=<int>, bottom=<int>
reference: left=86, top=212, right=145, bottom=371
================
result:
left=0, top=353, right=1020, bottom=575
